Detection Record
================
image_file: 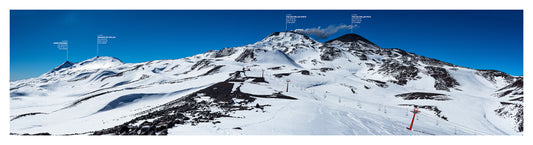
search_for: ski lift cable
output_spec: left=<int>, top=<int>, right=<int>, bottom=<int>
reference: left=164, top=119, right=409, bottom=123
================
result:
left=325, top=93, right=491, bottom=135
left=252, top=69, right=491, bottom=135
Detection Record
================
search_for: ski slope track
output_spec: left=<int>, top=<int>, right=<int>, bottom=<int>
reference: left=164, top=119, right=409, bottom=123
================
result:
left=10, top=31, right=523, bottom=135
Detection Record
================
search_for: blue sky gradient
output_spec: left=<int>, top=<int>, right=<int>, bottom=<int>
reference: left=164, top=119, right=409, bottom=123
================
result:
left=10, top=10, right=523, bottom=81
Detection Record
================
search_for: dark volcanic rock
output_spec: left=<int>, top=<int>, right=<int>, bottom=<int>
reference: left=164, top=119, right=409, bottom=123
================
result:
left=476, top=70, right=516, bottom=84
left=32, top=132, right=51, bottom=136
left=48, top=61, right=74, bottom=74
left=395, top=92, right=451, bottom=101
left=11, top=112, right=46, bottom=121
left=235, top=49, right=257, bottom=63
left=250, top=77, right=268, bottom=83
left=91, top=70, right=296, bottom=135
left=418, top=56, right=454, bottom=67
left=215, top=47, right=237, bottom=58
left=493, top=77, right=523, bottom=132
left=267, top=66, right=283, bottom=70
left=495, top=103, right=523, bottom=132
left=267, top=32, right=280, bottom=37
left=497, top=77, right=523, bottom=92
left=319, top=46, right=343, bottom=61
left=325, top=33, right=376, bottom=46
left=319, top=67, right=334, bottom=72
left=379, top=60, right=419, bottom=85
left=200, top=65, right=224, bottom=76
left=190, top=59, right=213, bottom=71
left=364, top=79, right=388, bottom=88
left=300, top=70, right=310, bottom=75
left=274, top=73, right=291, bottom=78
left=424, top=66, right=460, bottom=91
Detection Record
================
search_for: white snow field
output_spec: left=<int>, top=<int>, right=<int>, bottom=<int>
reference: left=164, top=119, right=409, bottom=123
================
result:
left=10, top=31, right=522, bottom=135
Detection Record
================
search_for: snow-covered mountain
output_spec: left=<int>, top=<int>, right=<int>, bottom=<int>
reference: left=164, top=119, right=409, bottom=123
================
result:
left=10, top=31, right=523, bottom=135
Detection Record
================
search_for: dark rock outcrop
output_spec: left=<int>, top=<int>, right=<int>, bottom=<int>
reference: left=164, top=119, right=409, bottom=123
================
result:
left=395, top=92, right=451, bottom=101
left=425, top=66, right=460, bottom=91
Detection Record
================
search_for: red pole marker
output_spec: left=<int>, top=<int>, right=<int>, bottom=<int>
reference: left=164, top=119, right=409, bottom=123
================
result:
left=262, top=70, right=264, bottom=78
left=409, top=107, right=419, bottom=130
left=286, top=79, right=290, bottom=92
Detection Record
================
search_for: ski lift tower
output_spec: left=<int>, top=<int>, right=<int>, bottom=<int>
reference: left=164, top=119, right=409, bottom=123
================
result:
left=409, top=106, right=420, bottom=130
left=286, top=79, right=291, bottom=92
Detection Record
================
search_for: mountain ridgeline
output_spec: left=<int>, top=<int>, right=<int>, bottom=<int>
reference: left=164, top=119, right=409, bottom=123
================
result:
left=10, top=31, right=523, bottom=135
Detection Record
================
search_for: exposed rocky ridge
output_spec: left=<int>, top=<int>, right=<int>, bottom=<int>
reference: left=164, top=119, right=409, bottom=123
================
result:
left=477, top=70, right=517, bottom=84
left=378, top=59, right=420, bottom=85
left=207, top=31, right=515, bottom=89
left=325, top=33, right=378, bottom=47
left=48, top=61, right=74, bottom=74
left=395, top=92, right=451, bottom=101
left=91, top=71, right=296, bottom=135
left=493, top=78, right=523, bottom=132
left=253, top=31, right=320, bottom=54
left=424, top=66, right=460, bottom=91
left=495, top=102, right=523, bottom=132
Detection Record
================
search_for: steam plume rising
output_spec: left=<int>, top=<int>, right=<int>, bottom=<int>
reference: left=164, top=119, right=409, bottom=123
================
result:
left=294, top=24, right=355, bottom=39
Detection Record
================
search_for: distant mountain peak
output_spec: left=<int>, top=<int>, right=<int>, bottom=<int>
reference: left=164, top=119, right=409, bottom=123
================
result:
left=79, top=56, right=124, bottom=65
left=57, top=56, right=125, bottom=72
left=326, top=33, right=375, bottom=45
left=323, top=33, right=380, bottom=50
left=266, top=31, right=304, bottom=37
left=45, top=56, right=124, bottom=75
left=48, top=61, right=74, bottom=74
left=259, top=31, right=315, bottom=42
left=251, top=31, right=319, bottom=54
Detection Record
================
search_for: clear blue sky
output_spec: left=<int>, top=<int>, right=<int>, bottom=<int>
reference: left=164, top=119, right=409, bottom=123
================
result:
left=10, top=10, right=523, bottom=81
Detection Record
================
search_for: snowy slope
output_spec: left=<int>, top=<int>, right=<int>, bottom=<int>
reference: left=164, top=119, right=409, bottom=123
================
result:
left=10, top=31, right=522, bottom=135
